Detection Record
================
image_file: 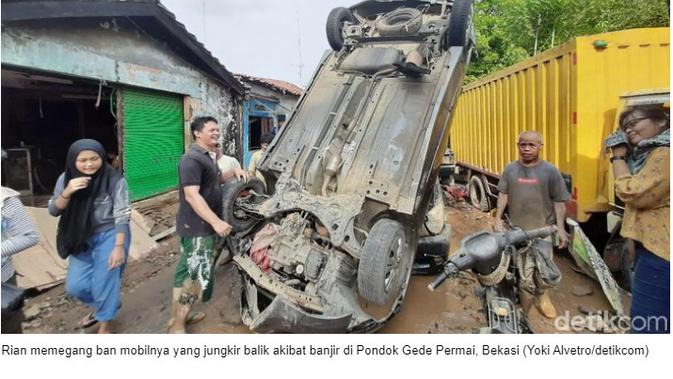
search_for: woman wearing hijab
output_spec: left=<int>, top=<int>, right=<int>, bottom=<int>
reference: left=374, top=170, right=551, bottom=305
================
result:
left=606, top=105, right=669, bottom=334
left=48, top=139, right=131, bottom=334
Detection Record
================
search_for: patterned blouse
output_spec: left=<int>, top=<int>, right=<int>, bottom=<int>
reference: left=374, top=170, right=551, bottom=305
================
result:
left=615, top=147, right=670, bottom=261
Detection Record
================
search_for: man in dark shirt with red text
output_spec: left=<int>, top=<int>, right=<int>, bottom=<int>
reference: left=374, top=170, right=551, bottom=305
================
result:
left=494, top=131, right=570, bottom=320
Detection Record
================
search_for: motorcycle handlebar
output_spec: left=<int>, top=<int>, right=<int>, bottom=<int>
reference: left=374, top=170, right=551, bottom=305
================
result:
left=500, top=225, right=557, bottom=249
left=427, top=263, right=458, bottom=291
left=427, top=271, right=449, bottom=291
left=427, top=226, right=556, bottom=292
left=511, top=225, right=556, bottom=241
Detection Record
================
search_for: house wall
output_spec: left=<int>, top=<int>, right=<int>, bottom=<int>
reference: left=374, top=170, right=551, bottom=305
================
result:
left=246, top=83, right=298, bottom=117
left=277, top=93, right=299, bottom=118
left=1, top=17, right=243, bottom=158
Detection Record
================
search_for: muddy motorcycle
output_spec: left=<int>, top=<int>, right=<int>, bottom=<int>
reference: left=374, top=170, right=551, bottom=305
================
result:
left=428, top=226, right=556, bottom=334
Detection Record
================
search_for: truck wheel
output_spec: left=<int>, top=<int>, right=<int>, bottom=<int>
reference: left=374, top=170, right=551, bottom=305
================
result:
left=326, top=7, right=355, bottom=51
left=221, top=178, right=266, bottom=233
left=376, top=8, right=423, bottom=36
left=468, top=175, right=491, bottom=212
left=446, top=0, right=473, bottom=48
left=358, top=219, right=411, bottom=305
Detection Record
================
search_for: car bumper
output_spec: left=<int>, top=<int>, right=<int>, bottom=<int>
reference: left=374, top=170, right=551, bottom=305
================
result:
left=247, top=294, right=353, bottom=333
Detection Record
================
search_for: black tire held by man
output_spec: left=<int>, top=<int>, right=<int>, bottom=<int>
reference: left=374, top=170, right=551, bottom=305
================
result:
left=221, top=177, right=266, bottom=233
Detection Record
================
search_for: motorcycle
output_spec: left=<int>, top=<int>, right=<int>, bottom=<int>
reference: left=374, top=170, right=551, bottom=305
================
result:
left=428, top=226, right=556, bottom=334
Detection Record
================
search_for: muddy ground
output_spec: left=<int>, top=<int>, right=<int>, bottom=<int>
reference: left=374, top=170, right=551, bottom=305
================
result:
left=21, top=198, right=629, bottom=334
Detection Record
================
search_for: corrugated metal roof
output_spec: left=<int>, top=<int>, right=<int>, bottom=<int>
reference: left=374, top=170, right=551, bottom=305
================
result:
left=1, top=0, right=245, bottom=95
left=236, top=74, right=303, bottom=97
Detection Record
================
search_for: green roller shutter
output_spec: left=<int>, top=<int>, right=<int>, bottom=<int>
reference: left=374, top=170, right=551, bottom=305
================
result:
left=122, top=88, right=184, bottom=200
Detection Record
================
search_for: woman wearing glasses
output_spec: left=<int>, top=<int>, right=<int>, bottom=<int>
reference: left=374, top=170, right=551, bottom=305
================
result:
left=607, top=105, right=669, bottom=333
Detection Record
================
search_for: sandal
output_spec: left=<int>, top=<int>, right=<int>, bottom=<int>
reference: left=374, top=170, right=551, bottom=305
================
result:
left=186, top=311, right=206, bottom=325
left=78, top=311, right=98, bottom=328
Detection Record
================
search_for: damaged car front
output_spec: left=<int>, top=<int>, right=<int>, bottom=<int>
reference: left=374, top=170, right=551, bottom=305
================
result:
left=223, top=0, right=475, bottom=333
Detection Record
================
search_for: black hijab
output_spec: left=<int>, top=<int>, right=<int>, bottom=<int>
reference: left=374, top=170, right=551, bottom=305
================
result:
left=56, top=139, right=122, bottom=258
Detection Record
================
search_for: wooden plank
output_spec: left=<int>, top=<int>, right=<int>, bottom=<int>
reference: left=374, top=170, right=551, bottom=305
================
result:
left=131, top=208, right=155, bottom=235
left=152, top=226, right=176, bottom=242
left=26, top=207, right=60, bottom=260
left=14, top=241, right=67, bottom=290
left=128, top=220, right=157, bottom=260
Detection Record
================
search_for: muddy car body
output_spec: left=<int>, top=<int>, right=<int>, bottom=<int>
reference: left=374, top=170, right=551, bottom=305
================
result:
left=225, top=0, right=474, bottom=332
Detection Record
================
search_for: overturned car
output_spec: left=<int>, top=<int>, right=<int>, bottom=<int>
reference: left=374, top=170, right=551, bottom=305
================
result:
left=224, top=0, right=474, bottom=333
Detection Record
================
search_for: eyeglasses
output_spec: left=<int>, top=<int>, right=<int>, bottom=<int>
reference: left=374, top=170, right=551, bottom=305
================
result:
left=621, top=117, right=648, bottom=131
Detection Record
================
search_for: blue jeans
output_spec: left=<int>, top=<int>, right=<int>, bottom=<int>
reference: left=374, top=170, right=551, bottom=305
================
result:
left=66, top=226, right=131, bottom=322
left=630, top=246, right=670, bottom=334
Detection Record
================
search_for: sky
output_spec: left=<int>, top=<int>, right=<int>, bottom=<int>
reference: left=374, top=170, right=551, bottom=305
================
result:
left=160, top=0, right=354, bottom=88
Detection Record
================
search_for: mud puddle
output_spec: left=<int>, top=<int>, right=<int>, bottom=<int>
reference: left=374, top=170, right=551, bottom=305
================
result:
left=23, top=201, right=628, bottom=334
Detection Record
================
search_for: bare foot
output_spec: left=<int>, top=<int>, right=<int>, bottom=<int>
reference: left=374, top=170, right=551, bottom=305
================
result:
left=168, top=304, right=190, bottom=334
left=98, top=321, right=112, bottom=334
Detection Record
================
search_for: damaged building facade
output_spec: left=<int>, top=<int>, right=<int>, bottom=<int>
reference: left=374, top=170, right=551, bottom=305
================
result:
left=236, top=74, right=301, bottom=167
left=1, top=0, right=245, bottom=200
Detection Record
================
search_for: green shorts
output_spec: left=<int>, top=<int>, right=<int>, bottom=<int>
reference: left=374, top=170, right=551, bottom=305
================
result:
left=174, top=235, right=216, bottom=302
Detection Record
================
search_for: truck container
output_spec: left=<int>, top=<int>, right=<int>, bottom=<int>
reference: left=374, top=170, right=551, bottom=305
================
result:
left=448, top=27, right=670, bottom=223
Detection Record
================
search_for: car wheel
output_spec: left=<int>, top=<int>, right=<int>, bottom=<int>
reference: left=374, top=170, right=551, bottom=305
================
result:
left=376, top=8, right=423, bottom=36
left=445, top=0, right=473, bottom=48
left=326, top=7, right=356, bottom=51
left=221, top=178, right=266, bottom=233
left=357, top=219, right=411, bottom=305
left=468, top=175, right=491, bottom=212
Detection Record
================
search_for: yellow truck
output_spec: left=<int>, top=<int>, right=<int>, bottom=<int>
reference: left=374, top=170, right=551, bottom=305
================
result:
left=448, top=28, right=670, bottom=227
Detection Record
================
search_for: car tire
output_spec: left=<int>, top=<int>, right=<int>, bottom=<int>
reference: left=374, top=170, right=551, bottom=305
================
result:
left=221, top=178, right=266, bottom=233
left=468, top=175, right=491, bottom=212
left=357, top=219, right=411, bottom=305
left=446, top=0, right=473, bottom=48
left=326, top=7, right=356, bottom=51
left=376, top=8, right=423, bottom=36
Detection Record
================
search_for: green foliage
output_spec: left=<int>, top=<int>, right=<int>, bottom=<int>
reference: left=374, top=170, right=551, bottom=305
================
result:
left=467, top=0, right=670, bottom=81
left=466, top=0, right=529, bottom=81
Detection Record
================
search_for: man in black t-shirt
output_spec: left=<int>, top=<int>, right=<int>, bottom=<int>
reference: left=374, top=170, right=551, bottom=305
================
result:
left=168, top=116, right=232, bottom=334
left=494, top=131, right=570, bottom=320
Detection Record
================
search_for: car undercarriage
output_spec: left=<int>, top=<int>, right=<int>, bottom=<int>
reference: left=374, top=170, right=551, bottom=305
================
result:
left=222, top=0, right=474, bottom=333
